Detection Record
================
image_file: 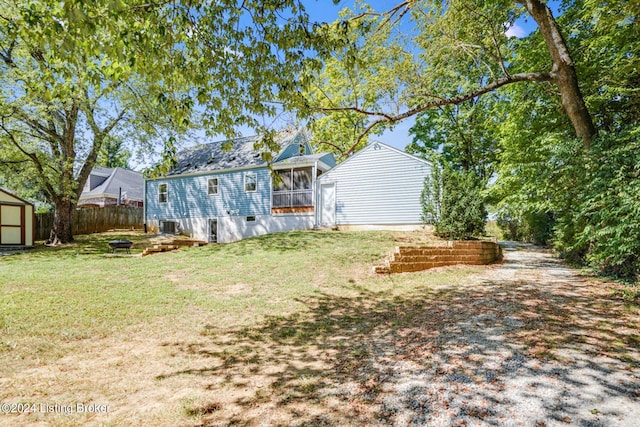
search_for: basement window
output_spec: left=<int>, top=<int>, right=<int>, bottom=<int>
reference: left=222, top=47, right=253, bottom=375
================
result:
left=246, top=216, right=256, bottom=222
left=160, top=221, right=176, bottom=234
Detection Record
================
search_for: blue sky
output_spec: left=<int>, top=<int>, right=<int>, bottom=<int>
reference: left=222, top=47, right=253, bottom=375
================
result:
left=297, top=0, right=562, bottom=151
left=187, top=1, right=560, bottom=155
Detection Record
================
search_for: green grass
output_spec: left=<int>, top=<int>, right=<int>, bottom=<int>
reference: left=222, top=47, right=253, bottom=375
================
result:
left=0, top=229, right=462, bottom=368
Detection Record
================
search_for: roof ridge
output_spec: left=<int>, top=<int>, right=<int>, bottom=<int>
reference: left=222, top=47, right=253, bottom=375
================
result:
left=89, top=168, right=117, bottom=194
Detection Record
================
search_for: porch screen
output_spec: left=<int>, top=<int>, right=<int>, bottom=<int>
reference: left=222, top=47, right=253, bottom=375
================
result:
left=273, top=167, right=313, bottom=208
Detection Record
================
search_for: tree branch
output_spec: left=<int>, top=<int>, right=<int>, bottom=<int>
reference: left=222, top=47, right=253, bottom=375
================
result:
left=0, top=118, right=59, bottom=203
left=335, top=71, right=553, bottom=157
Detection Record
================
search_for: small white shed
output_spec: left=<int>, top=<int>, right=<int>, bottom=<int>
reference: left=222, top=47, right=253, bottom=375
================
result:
left=0, top=188, right=35, bottom=247
left=316, top=142, right=432, bottom=229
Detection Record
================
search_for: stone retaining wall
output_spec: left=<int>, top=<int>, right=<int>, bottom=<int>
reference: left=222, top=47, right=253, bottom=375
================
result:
left=374, top=241, right=502, bottom=274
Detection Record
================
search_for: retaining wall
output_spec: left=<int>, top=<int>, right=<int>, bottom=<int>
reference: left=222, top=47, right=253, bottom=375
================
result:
left=374, top=241, right=502, bottom=274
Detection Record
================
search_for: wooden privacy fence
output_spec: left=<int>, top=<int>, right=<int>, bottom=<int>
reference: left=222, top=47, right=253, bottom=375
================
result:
left=35, top=206, right=143, bottom=241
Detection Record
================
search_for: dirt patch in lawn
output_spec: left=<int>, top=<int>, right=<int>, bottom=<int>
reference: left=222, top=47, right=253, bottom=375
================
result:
left=1, top=243, right=638, bottom=426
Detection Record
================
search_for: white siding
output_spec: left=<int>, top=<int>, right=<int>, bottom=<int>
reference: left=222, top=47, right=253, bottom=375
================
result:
left=317, top=143, right=432, bottom=225
left=146, top=213, right=314, bottom=243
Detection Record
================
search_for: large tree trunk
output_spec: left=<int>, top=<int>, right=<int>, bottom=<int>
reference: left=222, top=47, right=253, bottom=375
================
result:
left=520, top=0, right=597, bottom=145
left=49, top=198, right=75, bottom=245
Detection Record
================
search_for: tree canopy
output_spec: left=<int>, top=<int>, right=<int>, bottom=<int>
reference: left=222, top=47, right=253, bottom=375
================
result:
left=0, top=0, right=332, bottom=243
left=299, top=0, right=598, bottom=157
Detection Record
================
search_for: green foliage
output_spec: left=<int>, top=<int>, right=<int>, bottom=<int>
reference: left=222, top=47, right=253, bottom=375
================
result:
left=553, top=127, right=640, bottom=280
left=408, top=96, right=501, bottom=182
left=96, top=136, right=132, bottom=169
left=143, top=136, right=178, bottom=179
left=496, top=209, right=555, bottom=245
left=489, top=0, right=640, bottom=280
left=420, top=166, right=441, bottom=225
left=422, top=166, right=487, bottom=240
left=301, top=4, right=418, bottom=156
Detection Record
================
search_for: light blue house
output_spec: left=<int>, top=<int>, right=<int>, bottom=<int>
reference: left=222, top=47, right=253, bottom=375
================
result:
left=144, top=130, right=336, bottom=243
left=316, top=142, right=433, bottom=229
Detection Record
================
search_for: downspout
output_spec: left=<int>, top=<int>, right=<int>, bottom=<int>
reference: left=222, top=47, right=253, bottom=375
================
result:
left=313, top=161, right=318, bottom=228
left=143, top=179, right=147, bottom=233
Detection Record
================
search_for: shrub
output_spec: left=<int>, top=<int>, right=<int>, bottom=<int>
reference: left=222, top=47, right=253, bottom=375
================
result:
left=422, top=166, right=487, bottom=240
left=496, top=209, right=555, bottom=245
left=554, top=127, right=640, bottom=280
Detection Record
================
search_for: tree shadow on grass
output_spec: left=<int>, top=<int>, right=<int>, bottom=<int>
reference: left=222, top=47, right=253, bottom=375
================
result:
left=158, top=251, right=640, bottom=426
left=24, top=231, right=153, bottom=258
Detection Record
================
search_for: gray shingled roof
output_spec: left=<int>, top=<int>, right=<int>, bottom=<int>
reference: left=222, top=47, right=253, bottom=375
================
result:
left=272, top=153, right=336, bottom=169
left=168, top=131, right=301, bottom=176
left=81, top=168, right=144, bottom=201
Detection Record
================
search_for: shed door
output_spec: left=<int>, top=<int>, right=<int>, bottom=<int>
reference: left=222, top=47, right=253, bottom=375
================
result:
left=320, top=183, right=336, bottom=227
left=0, top=204, right=24, bottom=245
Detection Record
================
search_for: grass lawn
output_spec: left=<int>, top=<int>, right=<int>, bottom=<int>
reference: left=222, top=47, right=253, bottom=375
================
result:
left=1, top=230, right=480, bottom=424
left=0, top=229, right=447, bottom=365
left=2, top=230, right=636, bottom=426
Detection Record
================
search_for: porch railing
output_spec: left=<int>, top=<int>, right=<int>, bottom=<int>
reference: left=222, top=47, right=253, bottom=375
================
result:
left=272, top=190, right=313, bottom=208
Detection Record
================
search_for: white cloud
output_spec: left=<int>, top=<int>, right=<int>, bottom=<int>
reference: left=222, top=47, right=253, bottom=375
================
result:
left=505, top=23, right=528, bottom=38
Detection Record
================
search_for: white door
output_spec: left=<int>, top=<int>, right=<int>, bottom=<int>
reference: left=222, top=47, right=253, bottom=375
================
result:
left=320, top=183, right=336, bottom=227
left=209, top=219, right=218, bottom=243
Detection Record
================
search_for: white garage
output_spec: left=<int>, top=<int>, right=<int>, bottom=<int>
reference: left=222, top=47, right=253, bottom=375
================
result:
left=316, top=142, right=433, bottom=229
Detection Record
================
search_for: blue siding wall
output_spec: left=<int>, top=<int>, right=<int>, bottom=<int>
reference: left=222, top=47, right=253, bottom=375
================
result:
left=145, top=167, right=271, bottom=221
left=318, top=152, right=337, bottom=169
left=318, top=143, right=432, bottom=225
left=274, top=136, right=312, bottom=161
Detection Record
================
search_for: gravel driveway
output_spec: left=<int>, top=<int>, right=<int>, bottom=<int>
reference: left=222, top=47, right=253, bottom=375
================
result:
left=361, top=243, right=640, bottom=426
left=176, top=242, right=639, bottom=426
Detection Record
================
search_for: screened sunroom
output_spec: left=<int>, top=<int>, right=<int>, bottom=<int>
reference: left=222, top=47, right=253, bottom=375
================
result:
left=270, top=154, right=335, bottom=214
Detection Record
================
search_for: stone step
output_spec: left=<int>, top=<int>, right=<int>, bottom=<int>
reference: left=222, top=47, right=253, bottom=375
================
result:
left=375, top=241, right=502, bottom=274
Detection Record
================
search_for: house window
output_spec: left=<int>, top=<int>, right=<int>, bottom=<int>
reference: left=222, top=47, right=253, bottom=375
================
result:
left=244, top=172, right=257, bottom=192
left=159, top=183, right=168, bottom=203
left=272, top=167, right=313, bottom=208
left=208, top=178, right=219, bottom=195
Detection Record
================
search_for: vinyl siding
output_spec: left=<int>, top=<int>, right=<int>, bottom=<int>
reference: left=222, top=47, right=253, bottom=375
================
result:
left=318, top=143, right=432, bottom=225
left=318, top=152, right=337, bottom=169
left=145, top=167, right=271, bottom=221
left=274, top=136, right=312, bottom=161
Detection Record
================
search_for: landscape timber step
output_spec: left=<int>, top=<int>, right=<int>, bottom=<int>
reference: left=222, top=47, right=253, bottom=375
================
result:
left=374, top=241, right=502, bottom=274
left=373, top=265, right=391, bottom=274
left=171, top=239, right=208, bottom=247
left=141, top=244, right=179, bottom=257
left=141, top=239, right=208, bottom=257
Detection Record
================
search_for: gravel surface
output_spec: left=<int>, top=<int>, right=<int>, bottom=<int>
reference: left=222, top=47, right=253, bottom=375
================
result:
left=321, top=243, right=640, bottom=426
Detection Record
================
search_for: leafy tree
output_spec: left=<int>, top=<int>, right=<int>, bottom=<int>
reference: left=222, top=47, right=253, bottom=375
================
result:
left=300, top=0, right=596, bottom=154
left=302, top=5, right=418, bottom=157
left=0, top=1, right=194, bottom=243
left=539, top=127, right=640, bottom=280
left=0, top=0, right=331, bottom=244
left=489, top=0, right=639, bottom=278
left=422, top=165, right=487, bottom=240
left=407, top=95, right=501, bottom=182
left=96, top=136, right=132, bottom=169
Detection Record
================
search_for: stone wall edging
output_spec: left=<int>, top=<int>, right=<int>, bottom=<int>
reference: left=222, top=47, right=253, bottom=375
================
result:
left=374, top=240, right=502, bottom=274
